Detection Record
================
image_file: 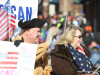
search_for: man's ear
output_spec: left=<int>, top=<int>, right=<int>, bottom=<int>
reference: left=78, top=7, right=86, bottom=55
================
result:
left=26, top=29, right=30, bottom=36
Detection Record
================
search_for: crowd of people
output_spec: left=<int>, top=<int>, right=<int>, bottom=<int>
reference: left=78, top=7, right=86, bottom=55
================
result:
left=3, top=10, right=100, bottom=75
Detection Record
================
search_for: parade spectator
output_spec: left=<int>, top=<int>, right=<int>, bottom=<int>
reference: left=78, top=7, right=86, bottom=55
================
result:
left=88, top=40, right=100, bottom=68
left=90, top=47, right=100, bottom=67
left=89, top=40, right=100, bottom=50
left=13, top=18, right=55, bottom=75
left=79, top=10, right=87, bottom=28
left=51, top=25, right=98, bottom=75
left=3, top=28, right=19, bottom=41
left=72, top=16, right=79, bottom=27
left=79, top=14, right=87, bottom=29
left=82, top=31, right=93, bottom=48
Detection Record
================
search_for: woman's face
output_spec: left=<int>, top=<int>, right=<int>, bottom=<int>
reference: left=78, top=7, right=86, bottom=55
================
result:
left=70, top=29, right=82, bottom=48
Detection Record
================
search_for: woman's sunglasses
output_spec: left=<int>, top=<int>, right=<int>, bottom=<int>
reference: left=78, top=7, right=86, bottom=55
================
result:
left=74, top=35, right=82, bottom=39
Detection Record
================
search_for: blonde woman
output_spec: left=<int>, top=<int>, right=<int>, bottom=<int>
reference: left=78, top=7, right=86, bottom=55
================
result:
left=51, top=25, right=98, bottom=75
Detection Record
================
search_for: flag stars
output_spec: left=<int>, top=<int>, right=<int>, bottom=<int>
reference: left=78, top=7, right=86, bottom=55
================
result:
left=90, top=66, right=92, bottom=68
left=88, top=62, right=90, bottom=64
left=73, top=57, right=76, bottom=60
left=82, top=69, right=85, bottom=71
left=86, top=64, right=88, bottom=67
left=79, top=58, right=82, bottom=61
left=81, top=63, right=83, bottom=66
left=71, top=52, right=74, bottom=54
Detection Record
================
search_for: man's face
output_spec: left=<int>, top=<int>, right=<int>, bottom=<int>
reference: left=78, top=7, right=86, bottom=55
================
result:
left=27, top=28, right=41, bottom=44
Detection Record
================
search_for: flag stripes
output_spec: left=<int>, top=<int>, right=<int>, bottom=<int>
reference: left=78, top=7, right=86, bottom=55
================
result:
left=0, top=51, right=19, bottom=69
left=0, top=0, right=16, bottom=41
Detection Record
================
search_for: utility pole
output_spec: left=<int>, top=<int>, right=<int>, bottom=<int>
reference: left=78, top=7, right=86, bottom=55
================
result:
left=63, top=0, right=67, bottom=16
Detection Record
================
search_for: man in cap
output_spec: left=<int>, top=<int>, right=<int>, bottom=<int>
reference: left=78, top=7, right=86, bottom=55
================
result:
left=13, top=18, right=55, bottom=75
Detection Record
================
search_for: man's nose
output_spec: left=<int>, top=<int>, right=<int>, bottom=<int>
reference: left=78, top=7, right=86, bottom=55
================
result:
left=39, top=32, right=41, bottom=36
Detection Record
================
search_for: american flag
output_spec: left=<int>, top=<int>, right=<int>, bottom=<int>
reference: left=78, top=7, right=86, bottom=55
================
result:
left=0, top=0, right=16, bottom=41
left=67, top=44, right=92, bottom=74
left=0, top=52, right=19, bottom=69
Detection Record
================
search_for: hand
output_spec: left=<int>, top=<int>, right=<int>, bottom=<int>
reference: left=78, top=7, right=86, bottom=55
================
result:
left=51, top=27, right=59, bottom=38
left=47, top=27, right=56, bottom=37
left=44, top=65, right=52, bottom=72
left=43, top=65, right=52, bottom=75
left=14, top=37, right=24, bottom=47
left=46, top=28, right=55, bottom=46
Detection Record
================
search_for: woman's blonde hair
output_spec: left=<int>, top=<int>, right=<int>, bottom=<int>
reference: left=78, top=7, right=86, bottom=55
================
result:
left=54, top=25, right=83, bottom=46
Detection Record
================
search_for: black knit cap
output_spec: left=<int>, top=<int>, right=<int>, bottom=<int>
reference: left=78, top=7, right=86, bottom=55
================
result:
left=18, top=18, right=46, bottom=29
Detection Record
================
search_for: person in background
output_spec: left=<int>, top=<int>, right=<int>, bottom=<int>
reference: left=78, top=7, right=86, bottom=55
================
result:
left=3, top=28, right=19, bottom=41
left=79, top=10, right=87, bottom=28
left=51, top=25, right=99, bottom=75
left=82, top=31, right=92, bottom=48
left=56, top=29, right=63, bottom=39
left=89, top=40, right=100, bottom=49
left=89, top=40, right=100, bottom=68
left=72, top=16, right=79, bottom=27
left=10, top=28, right=19, bottom=41
left=13, top=18, right=55, bottom=75
left=89, top=47, right=100, bottom=67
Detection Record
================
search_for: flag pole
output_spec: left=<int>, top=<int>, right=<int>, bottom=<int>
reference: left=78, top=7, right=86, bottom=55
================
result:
left=63, top=15, right=68, bottom=33
left=9, top=0, right=10, bottom=41
left=9, top=21, right=10, bottom=41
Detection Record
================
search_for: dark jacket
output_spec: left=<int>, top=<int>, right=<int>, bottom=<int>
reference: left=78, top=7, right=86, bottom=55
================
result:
left=51, top=44, right=95, bottom=75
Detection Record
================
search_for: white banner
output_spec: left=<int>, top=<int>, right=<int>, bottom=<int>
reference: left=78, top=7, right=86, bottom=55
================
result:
left=0, top=0, right=38, bottom=28
left=0, top=41, right=37, bottom=75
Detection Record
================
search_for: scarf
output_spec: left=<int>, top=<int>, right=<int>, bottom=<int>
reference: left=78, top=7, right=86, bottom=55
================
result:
left=67, top=44, right=92, bottom=73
